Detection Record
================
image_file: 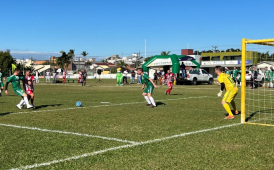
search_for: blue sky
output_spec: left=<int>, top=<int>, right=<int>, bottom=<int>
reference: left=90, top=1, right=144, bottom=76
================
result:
left=1, top=0, right=273, bottom=60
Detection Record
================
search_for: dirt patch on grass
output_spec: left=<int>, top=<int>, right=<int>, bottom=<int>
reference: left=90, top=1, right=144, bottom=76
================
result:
left=221, top=144, right=245, bottom=151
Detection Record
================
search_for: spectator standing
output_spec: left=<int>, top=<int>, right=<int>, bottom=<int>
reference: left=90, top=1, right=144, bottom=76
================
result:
left=180, top=62, right=186, bottom=78
left=131, top=70, right=136, bottom=84
left=154, top=70, right=158, bottom=85
left=45, top=70, right=51, bottom=84
left=161, top=70, right=165, bottom=85
left=52, top=72, right=57, bottom=83
left=137, top=73, right=141, bottom=84
left=252, top=67, right=258, bottom=89
left=158, top=70, right=162, bottom=85
left=123, top=69, right=128, bottom=84
left=35, top=71, right=39, bottom=83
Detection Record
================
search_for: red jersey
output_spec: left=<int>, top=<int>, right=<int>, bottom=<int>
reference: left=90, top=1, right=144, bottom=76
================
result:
left=165, top=73, right=175, bottom=83
left=63, top=71, right=66, bottom=78
left=24, top=76, right=34, bottom=94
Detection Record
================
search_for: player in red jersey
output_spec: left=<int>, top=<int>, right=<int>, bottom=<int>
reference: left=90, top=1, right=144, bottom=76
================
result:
left=78, top=70, right=82, bottom=83
left=164, top=70, right=175, bottom=95
left=20, top=70, right=35, bottom=108
left=63, top=70, right=66, bottom=83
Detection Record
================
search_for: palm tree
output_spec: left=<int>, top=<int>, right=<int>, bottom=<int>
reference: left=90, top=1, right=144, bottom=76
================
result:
left=116, top=60, right=128, bottom=68
left=161, top=51, right=170, bottom=55
left=56, top=56, right=64, bottom=69
left=81, top=51, right=89, bottom=61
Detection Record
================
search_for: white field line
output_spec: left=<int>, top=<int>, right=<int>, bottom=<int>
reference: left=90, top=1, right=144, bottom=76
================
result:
left=12, top=96, right=208, bottom=115
left=0, top=123, right=137, bottom=144
left=10, top=123, right=240, bottom=170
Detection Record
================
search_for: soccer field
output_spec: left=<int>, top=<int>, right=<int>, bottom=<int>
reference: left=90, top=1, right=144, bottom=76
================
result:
left=1, top=79, right=274, bottom=170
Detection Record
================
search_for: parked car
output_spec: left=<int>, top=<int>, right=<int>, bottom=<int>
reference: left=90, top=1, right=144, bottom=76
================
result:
left=176, top=69, right=214, bottom=85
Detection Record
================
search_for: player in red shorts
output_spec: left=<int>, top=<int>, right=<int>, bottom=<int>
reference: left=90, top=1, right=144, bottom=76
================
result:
left=20, top=70, right=35, bottom=108
left=164, top=70, right=175, bottom=95
left=63, top=70, right=66, bottom=83
left=78, top=70, right=82, bottom=83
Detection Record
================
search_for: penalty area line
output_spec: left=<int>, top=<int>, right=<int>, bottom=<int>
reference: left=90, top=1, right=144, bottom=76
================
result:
left=10, top=123, right=240, bottom=170
left=13, top=96, right=208, bottom=115
left=0, top=123, right=137, bottom=144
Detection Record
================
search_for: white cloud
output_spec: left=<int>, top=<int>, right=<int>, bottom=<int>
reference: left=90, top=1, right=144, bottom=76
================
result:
left=10, top=51, right=61, bottom=60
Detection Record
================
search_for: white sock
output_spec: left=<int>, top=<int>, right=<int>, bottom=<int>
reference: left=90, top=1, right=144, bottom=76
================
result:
left=240, top=82, right=241, bottom=86
left=149, top=97, right=156, bottom=106
left=263, top=83, right=265, bottom=87
left=236, top=82, right=238, bottom=86
left=144, top=96, right=151, bottom=104
left=267, top=83, right=269, bottom=87
left=18, top=99, right=25, bottom=106
left=271, top=82, right=273, bottom=88
left=0, top=89, right=1, bottom=93
left=23, top=97, right=31, bottom=106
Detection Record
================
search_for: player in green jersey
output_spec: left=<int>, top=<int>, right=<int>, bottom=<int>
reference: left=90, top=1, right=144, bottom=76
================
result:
left=237, top=68, right=242, bottom=87
left=225, top=67, right=231, bottom=76
left=0, top=68, right=4, bottom=97
left=263, top=67, right=271, bottom=88
left=137, top=68, right=158, bottom=108
left=232, top=67, right=238, bottom=83
left=270, top=67, right=274, bottom=88
left=5, top=68, right=33, bottom=109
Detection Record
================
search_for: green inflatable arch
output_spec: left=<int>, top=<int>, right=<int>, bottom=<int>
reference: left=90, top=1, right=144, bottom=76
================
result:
left=142, top=54, right=200, bottom=74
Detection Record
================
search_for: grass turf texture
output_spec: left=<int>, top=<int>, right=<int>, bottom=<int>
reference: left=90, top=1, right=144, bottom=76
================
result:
left=0, top=79, right=273, bottom=169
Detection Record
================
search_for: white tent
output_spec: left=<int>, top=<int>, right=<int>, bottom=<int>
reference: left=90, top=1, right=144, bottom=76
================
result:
left=257, top=61, right=274, bottom=69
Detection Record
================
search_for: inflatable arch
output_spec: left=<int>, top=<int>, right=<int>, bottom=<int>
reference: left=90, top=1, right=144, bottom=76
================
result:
left=142, top=54, right=200, bottom=74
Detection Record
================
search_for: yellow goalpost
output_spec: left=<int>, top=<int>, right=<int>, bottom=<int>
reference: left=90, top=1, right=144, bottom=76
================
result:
left=241, top=38, right=274, bottom=126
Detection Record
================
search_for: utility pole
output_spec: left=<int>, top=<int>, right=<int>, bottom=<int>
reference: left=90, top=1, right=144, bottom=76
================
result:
left=212, top=46, right=218, bottom=53
left=23, top=57, right=24, bottom=75
left=145, top=39, right=146, bottom=58
left=76, top=56, right=81, bottom=70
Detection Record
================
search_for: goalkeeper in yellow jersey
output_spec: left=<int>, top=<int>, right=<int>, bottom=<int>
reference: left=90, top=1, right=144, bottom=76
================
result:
left=215, top=66, right=239, bottom=119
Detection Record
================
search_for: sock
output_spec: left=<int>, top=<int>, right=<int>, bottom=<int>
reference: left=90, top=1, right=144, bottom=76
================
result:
left=18, top=99, right=25, bottom=106
left=82, top=82, right=83, bottom=86
left=149, top=97, right=156, bottom=106
left=263, top=83, right=265, bottom=87
left=231, top=101, right=237, bottom=111
left=169, top=88, right=172, bottom=94
left=23, top=97, right=31, bottom=106
left=236, top=82, right=238, bottom=86
left=267, top=83, right=269, bottom=87
left=84, top=82, right=86, bottom=86
left=223, top=103, right=233, bottom=117
left=31, top=98, right=34, bottom=105
left=240, top=82, right=241, bottom=86
left=271, top=82, right=273, bottom=88
left=144, top=96, right=151, bottom=104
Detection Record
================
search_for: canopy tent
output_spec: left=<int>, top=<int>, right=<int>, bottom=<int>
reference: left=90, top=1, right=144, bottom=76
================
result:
left=142, top=54, right=200, bottom=74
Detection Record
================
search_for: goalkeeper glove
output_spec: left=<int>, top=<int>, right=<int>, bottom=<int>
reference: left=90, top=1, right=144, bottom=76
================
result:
left=217, top=90, right=223, bottom=97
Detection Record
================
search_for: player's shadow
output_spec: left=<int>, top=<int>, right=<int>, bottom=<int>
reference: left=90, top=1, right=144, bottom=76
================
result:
left=0, top=112, right=12, bottom=116
left=171, top=93, right=183, bottom=95
left=156, top=102, right=166, bottom=106
left=35, top=104, right=63, bottom=110
left=225, top=110, right=241, bottom=117
left=245, top=109, right=274, bottom=122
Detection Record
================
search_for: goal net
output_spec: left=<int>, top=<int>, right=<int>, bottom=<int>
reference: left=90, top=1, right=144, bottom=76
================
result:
left=242, top=38, right=274, bottom=126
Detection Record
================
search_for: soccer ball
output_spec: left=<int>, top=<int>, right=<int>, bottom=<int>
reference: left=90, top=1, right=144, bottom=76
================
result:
left=121, top=83, right=124, bottom=86
left=76, top=101, right=82, bottom=107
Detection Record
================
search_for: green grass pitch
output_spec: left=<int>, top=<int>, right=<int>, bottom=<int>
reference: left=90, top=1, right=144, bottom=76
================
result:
left=0, top=79, right=274, bottom=169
